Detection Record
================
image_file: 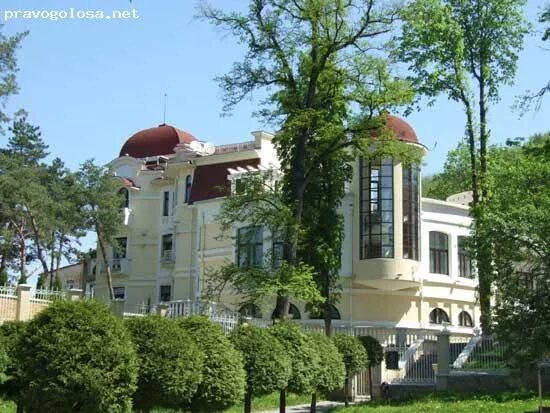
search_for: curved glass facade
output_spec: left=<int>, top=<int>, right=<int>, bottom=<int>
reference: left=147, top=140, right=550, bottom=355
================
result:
left=359, top=158, right=394, bottom=259
left=402, top=165, right=420, bottom=260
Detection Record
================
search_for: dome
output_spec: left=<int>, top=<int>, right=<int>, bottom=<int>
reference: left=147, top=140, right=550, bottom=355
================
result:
left=119, top=124, right=197, bottom=158
left=385, top=115, right=418, bottom=144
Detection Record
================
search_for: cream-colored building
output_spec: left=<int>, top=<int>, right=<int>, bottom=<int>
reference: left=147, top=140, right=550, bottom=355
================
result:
left=96, top=116, right=479, bottom=333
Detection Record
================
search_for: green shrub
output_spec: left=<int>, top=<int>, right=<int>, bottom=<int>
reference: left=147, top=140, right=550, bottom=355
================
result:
left=177, top=316, right=245, bottom=412
left=16, top=300, right=137, bottom=413
left=270, top=322, right=320, bottom=395
left=231, top=324, right=291, bottom=413
left=333, top=334, right=368, bottom=406
left=0, top=321, right=27, bottom=399
left=308, top=332, right=345, bottom=394
left=125, top=315, right=204, bottom=413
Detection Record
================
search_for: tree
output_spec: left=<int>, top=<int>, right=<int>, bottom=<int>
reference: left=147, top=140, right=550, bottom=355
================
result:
left=0, top=29, right=27, bottom=131
left=177, top=316, right=245, bottom=413
left=76, top=160, right=125, bottom=300
left=358, top=335, right=384, bottom=398
left=481, top=135, right=550, bottom=368
left=308, top=332, right=345, bottom=413
left=333, top=334, right=368, bottom=407
left=15, top=300, right=137, bottom=413
left=230, top=324, right=291, bottom=413
left=125, top=316, right=204, bottom=413
left=203, top=170, right=323, bottom=313
left=397, top=0, right=529, bottom=333
left=201, top=0, right=419, bottom=320
left=270, top=322, right=320, bottom=413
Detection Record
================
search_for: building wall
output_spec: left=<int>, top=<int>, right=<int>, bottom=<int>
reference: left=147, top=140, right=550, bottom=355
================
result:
left=96, top=131, right=479, bottom=331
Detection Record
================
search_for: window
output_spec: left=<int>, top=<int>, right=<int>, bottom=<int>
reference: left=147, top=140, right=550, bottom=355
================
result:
left=272, top=230, right=285, bottom=268
left=162, top=191, right=170, bottom=216
left=360, top=158, right=394, bottom=259
left=237, top=227, right=263, bottom=268
left=458, top=311, right=473, bottom=327
left=271, top=303, right=301, bottom=320
left=238, top=303, right=262, bottom=319
left=119, top=188, right=129, bottom=209
left=161, top=234, right=174, bottom=262
left=429, top=232, right=449, bottom=274
left=458, top=236, right=473, bottom=278
left=66, top=280, right=75, bottom=290
left=113, top=286, right=125, bottom=300
left=113, top=237, right=127, bottom=259
left=307, top=304, right=341, bottom=320
left=184, top=175, right=192, bottom=203
left=403, top=166, right=420, bottom=260
left=159, top=285, right=171, bottom=302
left=429, top=308, right=450, bottom=324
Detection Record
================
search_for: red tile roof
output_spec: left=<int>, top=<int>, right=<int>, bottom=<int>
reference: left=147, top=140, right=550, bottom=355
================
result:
left=189, top=159, right=260, bottom=203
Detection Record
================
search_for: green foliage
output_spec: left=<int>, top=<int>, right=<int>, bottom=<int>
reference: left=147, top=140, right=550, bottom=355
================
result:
left=230, top=324, right=291, bottom=397
left=53, top=274, right=63, bottom=291
left=358, top=336, right=384, bottom=368
left=270, top=322, right=320, bottom=395
left=15, top=300, right=137, bottom=413
left=177, top=316, right=245, bottom=412
left=482, top=135, right=550, bottom=368
left=0, top=29, right=27, bottom=129
left=333, top=334, right=369, bottom=379
left=0, top=321, right=27, bottom=401
left=307, top=332, right=345, bottom=394
left=125, top=315, right=204, bottom=412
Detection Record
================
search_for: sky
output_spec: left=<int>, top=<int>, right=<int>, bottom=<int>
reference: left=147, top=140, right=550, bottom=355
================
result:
left=1, top=0, right=549, bottom=176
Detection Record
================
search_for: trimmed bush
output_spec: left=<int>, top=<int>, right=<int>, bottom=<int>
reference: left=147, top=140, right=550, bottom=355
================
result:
left=270, top=322, right=321, bottom=413
left=178, top=316, right=245, bottom=412
left=231, top=324, right=291, bottom=413
left=0, top=321, right=27, bottom=399
left=16, top=300, right=137, bottom=413
left=308, top=332, right=345, bottom=393
left=333, top=334, right=368, bottom=406
left=358, top=335, right=384, bottom=397
left=125, top=315, right=204, bottom=413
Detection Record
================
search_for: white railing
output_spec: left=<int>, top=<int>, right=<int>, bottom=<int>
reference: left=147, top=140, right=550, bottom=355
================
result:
left=161, top=250, right=175, bottom=263
left=0, top=286, right=17, bottom=297
left=215, top=141, right=256, bottom=154
left=31, top=288, right=67, bottom=302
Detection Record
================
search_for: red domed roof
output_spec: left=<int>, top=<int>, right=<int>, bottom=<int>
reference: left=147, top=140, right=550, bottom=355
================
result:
left=385, top=115, right=418, bottom=143
left=119, top=124, right=197, bottom=158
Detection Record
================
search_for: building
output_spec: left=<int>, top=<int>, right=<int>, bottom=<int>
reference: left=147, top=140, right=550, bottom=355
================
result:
left=96, top=117, right=479, bottom=332
left=45, top=259, right=96, bottom=295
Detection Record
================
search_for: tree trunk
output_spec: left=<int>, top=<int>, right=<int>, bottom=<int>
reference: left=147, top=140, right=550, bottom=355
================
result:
left=323, top=289, right=332, bottom=337
left=464, top=100, right=479, bottom=206
left=244, top=389, right=252, bottom=413
left=477, top=66, right=493, bottom=335
left=18, top=230, right=26, bottom=282
left=344, top=377, right=349, bottom=407
left=28, top=212, right=50, bottom=281
left=310, top=392, right=317, bottom=413
left=97, top=234, right=115, bottom=300
left=279, top=389, right=286, bottom=413
left=368, top=366, right=373, bottom=399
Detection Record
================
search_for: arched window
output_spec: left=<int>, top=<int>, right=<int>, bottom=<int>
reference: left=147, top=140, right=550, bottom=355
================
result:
left=118, top=188, right=129, bottom=209
left=184, top=174, right=192, bottom=204
left=271, top=303, right=301, bottom=320
left=239, top=303, right=262, bottom=319
left=429, top=231, right=449, bottom=274
left=307, top=304, right=341, bottom=320
left=458, top=311, right=473, bottom=327
left=429, top=308, right=450, bottom=324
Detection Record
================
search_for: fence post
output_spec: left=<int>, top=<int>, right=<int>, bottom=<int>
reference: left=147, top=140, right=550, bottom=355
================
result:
left=436, top=329, right=450, bottom=391
left=111, top=298, right=126, bottom=318
left=157, top=303, right=169, bottom=317
left=16, top=284, right=32, bottom=322
left=68, top=289, right=83, bottom=301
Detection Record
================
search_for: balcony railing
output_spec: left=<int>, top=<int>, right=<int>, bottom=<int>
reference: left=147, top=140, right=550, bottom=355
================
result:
left=161, top=250, right=175, bottom=263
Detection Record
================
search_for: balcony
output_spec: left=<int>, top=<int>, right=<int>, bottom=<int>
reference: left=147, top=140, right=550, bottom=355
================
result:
left=161, top=250, right=175, bottom=264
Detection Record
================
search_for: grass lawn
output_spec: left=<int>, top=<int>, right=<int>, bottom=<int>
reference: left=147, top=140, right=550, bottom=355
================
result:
left=332, top=393, right=548, bottom=413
